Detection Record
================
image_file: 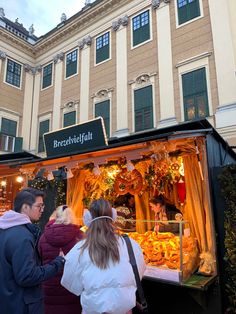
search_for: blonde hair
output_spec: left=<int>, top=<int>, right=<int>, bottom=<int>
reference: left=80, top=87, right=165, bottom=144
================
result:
left=80, top=199, right=120, bottom=269
left=54, top=205, right=75, bottom=225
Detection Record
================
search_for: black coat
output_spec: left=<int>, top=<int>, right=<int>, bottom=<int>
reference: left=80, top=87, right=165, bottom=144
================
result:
left=0, top=223, right=63, bottom=314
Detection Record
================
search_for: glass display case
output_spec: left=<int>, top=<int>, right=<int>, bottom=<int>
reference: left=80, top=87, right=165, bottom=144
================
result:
left=119, top=220, right=199, bottom=284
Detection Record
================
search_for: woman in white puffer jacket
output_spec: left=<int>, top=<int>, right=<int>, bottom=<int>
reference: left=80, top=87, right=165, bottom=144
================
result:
left=61, top=198, right=146, bottom=314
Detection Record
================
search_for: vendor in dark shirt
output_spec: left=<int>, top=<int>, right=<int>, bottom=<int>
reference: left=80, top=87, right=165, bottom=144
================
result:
left=149, top=196, right=182, bottom=233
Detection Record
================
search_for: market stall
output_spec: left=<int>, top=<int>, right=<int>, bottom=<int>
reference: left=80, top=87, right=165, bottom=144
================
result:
left=0, top=151, right=41, bottom=216
left=13, top=119, right=236, bottom=313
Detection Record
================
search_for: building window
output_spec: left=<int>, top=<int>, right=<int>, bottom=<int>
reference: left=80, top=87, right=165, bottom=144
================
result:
left=66, top=49, right=78, bottom=78
left=182, top=68, right=209, bottom=121
left=1, top=117, right=17, bottom=136
left=96, top=32, right=110, bottom=64
left=42, top=63, right=53, bottom=89
left=0, top=118, right=17, bottom=152
left=132, top=10, right=150, bottom=47
left=95, top=100, right=110, bottom=137
left=5, top=59, right=21, bottom=88
left=38, top=119, right=49, bottom=153
left=177, top=0, right=200, bottom=25
left=134, top=85, right=153, bottom=132
left=63, top=111, right=76, bottom=127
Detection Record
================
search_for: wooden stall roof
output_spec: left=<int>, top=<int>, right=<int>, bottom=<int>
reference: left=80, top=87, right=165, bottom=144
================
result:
left=18, top=119, right=236, bottom=172
left=0, top=151, right=41, bottom=177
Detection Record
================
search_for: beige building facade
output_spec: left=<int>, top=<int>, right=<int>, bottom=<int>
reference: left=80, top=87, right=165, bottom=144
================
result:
left=0, top=0, right=236, bottom=155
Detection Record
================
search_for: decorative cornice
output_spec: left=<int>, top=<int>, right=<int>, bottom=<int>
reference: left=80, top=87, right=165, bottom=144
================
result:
left=61, top=100, right=79, bottom=110
left=175, top=52, right=212, bottom=68
left=0, top=29, right=35, bottom=56
left=128, top=72, right=157, bottom=85
left=112, top=15, right=129, bottom=31
left=0, top=50, right=7, bottom=60
left=34, top=0, right=128, bottom=56
left=152, top=0, right=171, bottom=9
left=92, top=88, right=114, bottom=99
left=53, top=52, right=64, bottom=64
left=78, top=35, right=92, bottom=50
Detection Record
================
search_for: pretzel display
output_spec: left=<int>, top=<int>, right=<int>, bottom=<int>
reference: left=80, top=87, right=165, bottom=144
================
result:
left=114, top=169, right=143, bottom=195
left=128, top=231, right=198, bottom=271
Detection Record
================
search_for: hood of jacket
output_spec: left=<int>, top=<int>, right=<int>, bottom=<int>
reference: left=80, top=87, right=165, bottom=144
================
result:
left=0, top=210, right=31, bottom=229
left=43, top=223, right=79, bottom=247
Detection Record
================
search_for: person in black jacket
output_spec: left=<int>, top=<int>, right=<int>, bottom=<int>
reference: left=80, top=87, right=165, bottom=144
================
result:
left=0, top=189, right=65, bottom=314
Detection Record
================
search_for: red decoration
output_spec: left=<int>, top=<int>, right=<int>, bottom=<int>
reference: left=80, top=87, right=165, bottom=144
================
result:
left=177, top=178, right=186, bottom=205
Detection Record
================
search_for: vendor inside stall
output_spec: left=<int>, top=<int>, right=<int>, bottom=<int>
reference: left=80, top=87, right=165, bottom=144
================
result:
left=149, top=195, right=182, bottom=233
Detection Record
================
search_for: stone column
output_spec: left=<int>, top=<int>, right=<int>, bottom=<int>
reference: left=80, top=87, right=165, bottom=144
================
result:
left=112, top=15, right=129, bottom=137
left=208, top=0, right=236, bottom=128
left=52, top=52, right=64, bottom=130
left=153, top=0, right=177, bottom=128
left=29, top=66, right=42, bottom=152
left=79, top=36, right=92, bottom=123
left=22, top=65, right=34, bottom=150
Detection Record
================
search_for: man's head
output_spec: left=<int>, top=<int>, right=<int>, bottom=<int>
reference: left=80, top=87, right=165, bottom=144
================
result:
left=14, top=188, right=45, bottom=222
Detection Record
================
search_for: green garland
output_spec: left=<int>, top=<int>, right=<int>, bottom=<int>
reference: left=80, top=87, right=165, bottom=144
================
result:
left=219, top=165, right=236, bottom=313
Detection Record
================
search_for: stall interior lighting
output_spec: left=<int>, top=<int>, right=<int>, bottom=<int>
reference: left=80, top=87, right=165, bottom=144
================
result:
left=16, top=176, right=24, bottom=183
left=1, top=180, right=7, bottom=187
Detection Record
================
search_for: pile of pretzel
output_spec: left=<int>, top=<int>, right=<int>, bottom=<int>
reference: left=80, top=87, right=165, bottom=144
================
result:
left=128, top=231, right=197, bottom=270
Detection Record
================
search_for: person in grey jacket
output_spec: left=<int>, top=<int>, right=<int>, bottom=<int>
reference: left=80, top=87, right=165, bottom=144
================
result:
left=0, top=189, right=65, bottom=314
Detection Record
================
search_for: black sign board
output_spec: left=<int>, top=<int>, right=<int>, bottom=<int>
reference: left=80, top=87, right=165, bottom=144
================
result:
left=44, top=117, right=108, bottom=158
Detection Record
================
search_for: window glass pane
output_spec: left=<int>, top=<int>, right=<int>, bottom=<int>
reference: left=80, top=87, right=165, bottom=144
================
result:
left=63, top=111, right=76, bottom=127
left=96, top=32, right=110, bottom=64
left=182, top=68, right=209, bottom=121
left=6, top=59, right=21, bottom=87
left=38, top=119, right=49, bottom=153
left=178, top=0, right=200, bottom=24
left=95, top=100, right=110, bottom=137
left=134, top=85, right=153, bottom=132
left=66, top=50, right=78, bottom=78
left=42, top=63, right=52, bottom=89
left=133, top=10, right=150, bottom=46
left=1, top=118, right=17, bottom=136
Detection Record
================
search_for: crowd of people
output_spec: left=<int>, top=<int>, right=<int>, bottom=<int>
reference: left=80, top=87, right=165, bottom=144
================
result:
left=0, top=188, right=145, bottom=314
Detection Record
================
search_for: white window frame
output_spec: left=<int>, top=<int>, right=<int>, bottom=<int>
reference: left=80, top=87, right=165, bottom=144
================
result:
left=131, top=8, right=153, bottom=50
left=93, top=92, right=112, bottom=138
left=37, top=114, right=51, bottom=154
left=41, top=62, right=54, bottom=90
left=4, top=57, right=23, bottom=90
left=62, top=103, right=78, bottom=128
left=175, top=0, right=204, bottom=29
left=130, top=75, right=156, bottom=133
left=94, top=30, right=112, bottom=66
left=0, top=110, right=20, bottom=152
left=64, top=48, right=79, bottom=80
left=177, top=54, right=213, bottom=121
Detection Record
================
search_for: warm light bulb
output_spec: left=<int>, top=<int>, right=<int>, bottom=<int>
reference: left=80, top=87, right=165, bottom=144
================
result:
left=16, top=176, right=24, bottom=183
left=1, top=180, right=6, bottom=187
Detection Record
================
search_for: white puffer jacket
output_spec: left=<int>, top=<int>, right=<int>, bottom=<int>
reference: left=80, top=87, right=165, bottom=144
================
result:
left=61, top=236, right=146, bottom=314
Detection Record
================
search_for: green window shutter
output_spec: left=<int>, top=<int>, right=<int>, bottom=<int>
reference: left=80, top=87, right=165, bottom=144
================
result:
left=96, top=32, right=110, bottom=64
left=133, top=10, right=150, bottom=47
left=134, top=85, right=153, bottom=132
left=63, top=111, right=76, bottom=127
left=66, top=50, right=78, bottom=78
left=182, top=68, right=209, bottom=121
left=42, top=63, right=53, bottom=89
left=38, top=119, right=49, bottom=153
left=95, top=100, right=110, bottom=137
left=178, top=0, right=200, bottom=25
left=1, top=118, right=17, bottom=137
left=14, top=137, right=23, bottom=152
